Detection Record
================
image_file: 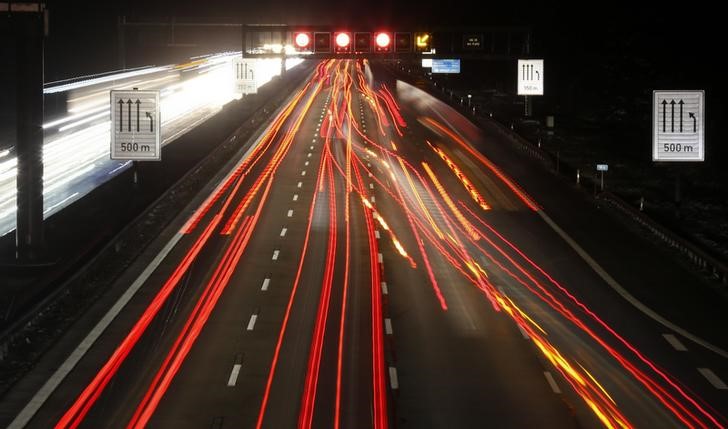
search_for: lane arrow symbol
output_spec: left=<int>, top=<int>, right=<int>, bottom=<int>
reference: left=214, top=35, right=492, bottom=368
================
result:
left=145, top=111, right=155, bottom=133
left=689, top=112, right=696, bottom=133
left=126, top=99, right=133, bottom=132
left=535, top=70, right=540, bottom=80
left=670, top=99, right=676, bottom=133
left=661, top=100, right=667, bottom=132
left=118, top=99, right=124, bottom=132
left=135, top=99, right=141, bottom=132
left=678, top=99, right=684, bottom=132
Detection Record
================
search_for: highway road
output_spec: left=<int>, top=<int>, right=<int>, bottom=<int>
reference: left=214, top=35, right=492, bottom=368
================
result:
left=0, top=53, right=300, bottom=237
left=5, top=59, right=727, bottom=428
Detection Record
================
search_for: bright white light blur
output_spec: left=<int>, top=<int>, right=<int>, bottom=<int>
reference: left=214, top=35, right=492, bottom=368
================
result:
left=0, top=52, right=304, bottom=236
left=295, top=33, right=310, bottom=48
left=375, top=33, right=391, bottom=48
left=336, top=33, right=351, bottom=48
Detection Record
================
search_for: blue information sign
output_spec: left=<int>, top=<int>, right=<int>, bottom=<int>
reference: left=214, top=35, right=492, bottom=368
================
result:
left=432, top=59, right=461, bottom=74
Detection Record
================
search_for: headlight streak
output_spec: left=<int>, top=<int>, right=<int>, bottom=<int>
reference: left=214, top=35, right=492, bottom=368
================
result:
left=2, top=54, right=305, bottom=237
left=347, top=68, right=722, bottom=427
left=426, top=140, right=491, bottom=211
left=56, top=61, right=326, bottom=429
left=458, top=202, right=725, bottom=428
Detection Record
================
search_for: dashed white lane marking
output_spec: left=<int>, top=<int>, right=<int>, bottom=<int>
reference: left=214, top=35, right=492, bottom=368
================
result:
left=307, top=153, right=312, bottom=157
left=384, top=318, right=393, bottom=335
left=272, top=250, right=280, bottom=260
left=280, top=228, right=288, bottom=237
left=389, top=367, right=399, bottom=390
left=227, top=364, right=242, bottom=387
left=381, top=281, right=388, bottom=295
left=537, top=210, right=728, bottom=360
left=374, top=230, right=380, bottom=239
left=310, top=145, right=314, bottom=150
left=287, top=209, right=294, bottom=217
left=368, top=172, right=372, bottom=177
left=261, top=278, right=271, bottom=291
left=297, top=182, right=303, bottom=188
left=378, top=253, right=383, bottom=264
left=312, top=139, right=316, bottom=143
left=246, top=314, right=258, bottom=331
left=663, top=334, right=688, bottom=351
left=698, top=368, right=728, bottom=390
left=371, top=196, right=376, bottom=203
left=293, top=194, right=298, bottom=201
left=301, top=170, right=306, bottom=176
left=305, top=161, right=309, bottom=166
left=367, top=163, right=372, bottom=167
left=544, top=371, right=562, bottom=394
left=369, top=183, right=374, bottom=189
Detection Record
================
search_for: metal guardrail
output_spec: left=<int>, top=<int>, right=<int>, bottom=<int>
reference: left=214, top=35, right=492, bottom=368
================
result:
left=597, top=191, right=728, bottom=285
left=395, top=66, right=728, bottom=288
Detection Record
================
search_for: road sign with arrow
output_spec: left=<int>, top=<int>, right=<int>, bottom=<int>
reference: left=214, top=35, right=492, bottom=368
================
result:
left=233, top=57, right=257, bottom=94
left=517, top=59, right=544, bottom=95
left=653, top=90, right=704, bottom=161
left=110, top=90, right=161, bottom=160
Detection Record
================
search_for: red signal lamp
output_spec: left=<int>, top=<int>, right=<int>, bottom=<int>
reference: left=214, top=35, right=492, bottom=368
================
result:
left=375, top=32, right=391, bottom=50
left=294, top=32, right=312, bottom=49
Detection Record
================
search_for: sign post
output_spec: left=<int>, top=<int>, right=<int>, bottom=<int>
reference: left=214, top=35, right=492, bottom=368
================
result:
left=596, top=164, right=608, bottom=191
left=234, top=56, right=257, bottom=95
left=110, top=89, right=161, bottom=161
left=652, top=90, right=704, bottom=162
left=517, top=59, right=544, bottom=117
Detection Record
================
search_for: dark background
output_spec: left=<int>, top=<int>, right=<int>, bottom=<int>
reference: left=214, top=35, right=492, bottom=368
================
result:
left=3, top=1, right=725, bottom=168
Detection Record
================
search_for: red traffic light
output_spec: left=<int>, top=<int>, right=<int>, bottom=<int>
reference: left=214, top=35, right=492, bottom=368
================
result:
left=375, top=32, right=391, bottom=48
left=294, top=32, right=312, bottom=49
left=335, top=32, right=351, bottom=48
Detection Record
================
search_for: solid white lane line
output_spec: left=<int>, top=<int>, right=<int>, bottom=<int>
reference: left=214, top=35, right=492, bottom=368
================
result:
left=7, top=232, right=185, bottom=429
left=544, top=371, right=562, bottom=393
left=381, top=281, right=388, bottom=295
left=517, top=324, right=531, bottom=340
left=261, top=278, right=271, bottom=291
left=537, top=210, right=728, bottom=359
left=384, top=318, right=393, bottom=335
left=287, top=209, right=293, bottom=217
left=389, top=367, right=399, bottom=390
left=698, top=368, right=728, bottom=390
left=297, top=182, right=303, bottom=188
left=293, top=194, right=298, bottom=201
left=374, top=230, right=380, bottom=239
left=227, top=364, right=242, bottom=387
left=378, top=253, right=383, bottom=264
left=663, top=334, right=688, bottom=351
left=246, top=314, right=258, bottom=331
left=280, top=228, right=288, bottom=237
left=272, top=250, right=280, bottom=260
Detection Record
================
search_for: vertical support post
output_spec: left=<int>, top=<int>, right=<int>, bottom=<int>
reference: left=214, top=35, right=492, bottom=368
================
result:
left=13, top=4, right=47, bottom=261
left=600, top=171, right=605, bottom=192
left=117, top=15, right=126, bottom=70
left=524, top=95, right=532, bottom=117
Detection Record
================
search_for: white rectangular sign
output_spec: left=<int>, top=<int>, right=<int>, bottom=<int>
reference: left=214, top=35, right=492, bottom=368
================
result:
left=597, top=164, right=608, bottom=171
left=518, top=59, right=544, bottom=95
left=652, top=90, right=704, bottom=161
left=110, top=90, right=161, bottom=161
left=421, top=58, right=432, bottom=68
left=234, top=57, right=257, bottom=94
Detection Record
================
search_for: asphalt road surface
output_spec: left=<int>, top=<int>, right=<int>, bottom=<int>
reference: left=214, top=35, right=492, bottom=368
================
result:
left=4, top=59, right=727, bottom=429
